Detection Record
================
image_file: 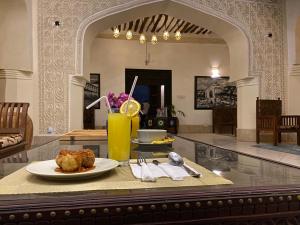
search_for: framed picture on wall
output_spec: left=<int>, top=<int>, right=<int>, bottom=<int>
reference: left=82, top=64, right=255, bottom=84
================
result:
left=194, top=76, right=237, bottom=110
left=84, top=73, right=100, bottom=109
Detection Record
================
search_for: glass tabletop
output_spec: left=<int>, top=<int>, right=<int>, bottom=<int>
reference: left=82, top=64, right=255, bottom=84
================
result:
left=1, top=136, right=300, bottom=196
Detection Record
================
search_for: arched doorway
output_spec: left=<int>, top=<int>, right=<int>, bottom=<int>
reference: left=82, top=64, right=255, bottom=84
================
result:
left=76, top=1, right=250, bottom=81
left=69, top=0, right=254, bottom=138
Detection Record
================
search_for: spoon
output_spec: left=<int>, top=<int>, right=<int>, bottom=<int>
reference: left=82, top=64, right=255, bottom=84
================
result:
left=168, top=152, right=201, bottom=178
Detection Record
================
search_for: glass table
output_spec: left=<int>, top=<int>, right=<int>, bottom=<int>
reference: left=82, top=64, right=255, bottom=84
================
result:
left=1, top=136, right=300, bottom=225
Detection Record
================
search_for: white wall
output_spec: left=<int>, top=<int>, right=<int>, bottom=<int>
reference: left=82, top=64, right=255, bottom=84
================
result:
left=286, top=0, right=300, bottom=66
left=286, top=0, right=300, bottom=115
left=31, top=0, right=39, bottom=134
left=0, top=0, right=32, bottom=71
left=69, top=78, right=85, bottom=131
left=0, top=72, right=33, bottom=104
left=296, top=19, right=300, bottom=64
left=88, top=38, right=230, bottom=127
left=236, top=78, right=259, bottom=141
left=0, top=0, right=39, bottom=135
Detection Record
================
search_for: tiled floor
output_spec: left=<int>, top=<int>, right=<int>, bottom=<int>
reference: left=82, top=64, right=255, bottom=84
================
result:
left=177, top=133, right=300, bottom=169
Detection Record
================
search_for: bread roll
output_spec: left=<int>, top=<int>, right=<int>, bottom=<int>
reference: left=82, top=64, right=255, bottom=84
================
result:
left=55, top=149, right=95, bottom=172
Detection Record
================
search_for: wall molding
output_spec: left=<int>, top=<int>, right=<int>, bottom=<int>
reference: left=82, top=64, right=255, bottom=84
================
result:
left=0, top=69, right=33, bottom=80
left=289, top=64, right=300, bottom=76
left=236, top=76, right=259, bottom=88
left=70, top=75, right=87, bottom=87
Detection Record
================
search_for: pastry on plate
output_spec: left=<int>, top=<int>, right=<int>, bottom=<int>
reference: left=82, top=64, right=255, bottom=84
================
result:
left=55, top=149, right=95, bottom=172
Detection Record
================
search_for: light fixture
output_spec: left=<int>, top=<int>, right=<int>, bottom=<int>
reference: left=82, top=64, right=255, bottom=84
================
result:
left=54, top=20, right=60, bottom=27
left=163, top=30, right=169, bottom=40
left=175, top=30, right=181, bottom=40
left=113, top=27, right=120, bottom=38
left=126, top=30, right=133, bottom=40
left=139, top=34, right=146, bottom=44
left=211, top=68, right=220, bottom=78
left=151, top=34, right=158, bottom=45
left=145, top=42, right=150, bottom=65
left=266, top=32, right=273, bottom=38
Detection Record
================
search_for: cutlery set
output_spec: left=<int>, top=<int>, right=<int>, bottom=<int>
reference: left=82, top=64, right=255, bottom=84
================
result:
left=137, top=154, right=156, bottom=182
left=135, top=152, right=202, bottom=182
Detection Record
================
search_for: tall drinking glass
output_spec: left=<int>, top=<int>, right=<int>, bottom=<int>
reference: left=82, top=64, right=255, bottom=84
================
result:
left=108, top=113, right=131, bottom=165
left=131, top=115, right=140, bottom=139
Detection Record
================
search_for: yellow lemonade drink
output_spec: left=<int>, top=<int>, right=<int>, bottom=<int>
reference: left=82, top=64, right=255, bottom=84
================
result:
left=131, top=115, right=140, bottom=138
left=108, top=113, right=131, bottom=163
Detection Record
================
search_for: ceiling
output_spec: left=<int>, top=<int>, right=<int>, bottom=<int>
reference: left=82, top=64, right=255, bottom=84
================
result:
left=97, top=14, right=225, bottom=43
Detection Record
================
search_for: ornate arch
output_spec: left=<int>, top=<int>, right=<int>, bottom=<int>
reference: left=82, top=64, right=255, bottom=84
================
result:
left=74, top=0, right=253, bottom=78
left=38, top=0, right=285, bottom=133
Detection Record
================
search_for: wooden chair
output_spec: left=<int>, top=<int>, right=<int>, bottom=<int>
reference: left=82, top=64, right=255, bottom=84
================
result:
left=256, top=98, right=300, bottom=146
left=256, top=98, right=282, bottom=146
left=212, top=107, right=237, bottom=136
left=0, top=102, right=31, bottom=158
left=278, top=115, right=300, bottom=145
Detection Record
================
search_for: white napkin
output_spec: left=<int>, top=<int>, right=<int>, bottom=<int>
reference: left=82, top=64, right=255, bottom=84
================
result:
left=139, top=162, right=156, bottom=182
left=130, top=162, right=190, bottom=181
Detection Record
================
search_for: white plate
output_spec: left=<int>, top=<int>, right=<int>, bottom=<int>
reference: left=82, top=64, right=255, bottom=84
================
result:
left=131, top=139, right=174, bottom=145
left=26, top=158, right=119, bottom=180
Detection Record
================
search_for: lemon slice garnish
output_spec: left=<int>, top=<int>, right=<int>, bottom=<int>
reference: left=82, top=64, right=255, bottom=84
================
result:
left=120, top=99, right=141, bottom=117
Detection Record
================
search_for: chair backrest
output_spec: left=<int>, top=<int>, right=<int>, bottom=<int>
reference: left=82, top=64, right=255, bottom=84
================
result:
left=0, top=103, right=30, bottom=137
left=25, top=115, right=33, bottom=149
left=213, top=107, right=237, bottom=124
left=256, top=97, right=282, bottom=117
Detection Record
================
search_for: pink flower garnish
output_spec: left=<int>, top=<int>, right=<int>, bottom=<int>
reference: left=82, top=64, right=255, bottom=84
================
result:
left=107, top=92, right=133, bottom=108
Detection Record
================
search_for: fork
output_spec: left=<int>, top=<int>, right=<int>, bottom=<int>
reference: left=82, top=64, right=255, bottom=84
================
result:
left=137, top=154, right=156, bottom=182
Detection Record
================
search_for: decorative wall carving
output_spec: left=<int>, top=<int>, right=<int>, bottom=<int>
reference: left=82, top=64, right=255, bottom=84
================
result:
left=38, top=0, right=285, bottom=133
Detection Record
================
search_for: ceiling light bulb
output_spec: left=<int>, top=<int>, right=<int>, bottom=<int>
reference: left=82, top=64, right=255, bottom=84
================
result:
left=139, top=34, right=146, bottom=44
left=151, top=34, right=158, bottom=45
left=211, top=68, right=220, bottom=78
left=175, top=30, right=181, bottom=41
left=113, top=27, right=120, bottom=38
left=126, top=30, right=133, bottom=40
left=163, top=30, right=169, bottom=40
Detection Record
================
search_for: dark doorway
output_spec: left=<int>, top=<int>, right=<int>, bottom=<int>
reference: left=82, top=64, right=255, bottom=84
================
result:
left=83, top=73, right=100, bottom=129
left=125, top=68, right=172, bottom=117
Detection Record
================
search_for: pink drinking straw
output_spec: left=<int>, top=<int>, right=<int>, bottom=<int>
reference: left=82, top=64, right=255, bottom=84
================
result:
left=125, top=76, right=138, bottom=115
left=86, top=95, right=112, bottom=113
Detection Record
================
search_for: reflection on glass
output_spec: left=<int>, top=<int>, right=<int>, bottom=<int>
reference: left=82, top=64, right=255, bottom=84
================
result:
left=194, top=142, right=300, bottom=187
left=212, top=170, right=222, bottom=176
left=2, top=137, right=300, bottom=188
